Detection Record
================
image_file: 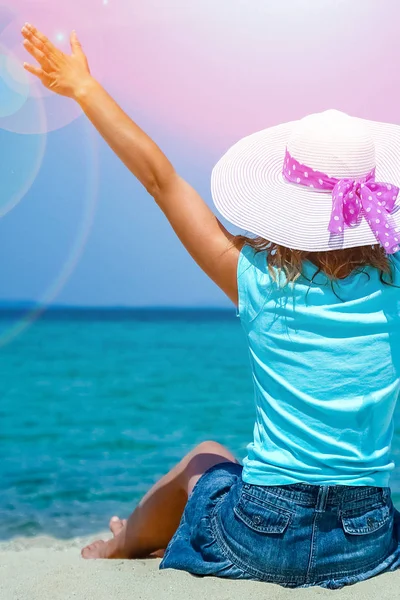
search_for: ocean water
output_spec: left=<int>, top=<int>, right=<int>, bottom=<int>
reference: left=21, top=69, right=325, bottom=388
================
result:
left=1, top=309, right=400, bottom=540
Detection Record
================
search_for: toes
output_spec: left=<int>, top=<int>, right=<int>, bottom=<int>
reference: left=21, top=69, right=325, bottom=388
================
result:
left=109, top=516, right=118, bottom=533
left=81, top=540, right=106, bottom=559
left=109, top=516, right=126, bottom=537
left=81, top=544, right=93, bottom=559
left=81, top=545, right=91, bottom=559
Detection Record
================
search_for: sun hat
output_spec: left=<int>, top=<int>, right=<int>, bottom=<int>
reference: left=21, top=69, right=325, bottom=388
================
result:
left=211, top=109, right=400, bottom=253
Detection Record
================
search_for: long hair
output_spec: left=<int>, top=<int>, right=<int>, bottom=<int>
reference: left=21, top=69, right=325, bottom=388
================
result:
left=233, top=235, right=398, bottom=289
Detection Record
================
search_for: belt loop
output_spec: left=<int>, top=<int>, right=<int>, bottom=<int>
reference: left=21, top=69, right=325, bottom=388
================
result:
left=315, top=485, right=330, bottom=512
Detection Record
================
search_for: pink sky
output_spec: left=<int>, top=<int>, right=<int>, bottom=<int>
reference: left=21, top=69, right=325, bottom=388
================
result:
left=1, top=0, right=399, bottom=148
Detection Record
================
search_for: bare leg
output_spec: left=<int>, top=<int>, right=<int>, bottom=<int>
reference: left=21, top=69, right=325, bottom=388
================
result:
left=81, top=440, right=239, bottom=559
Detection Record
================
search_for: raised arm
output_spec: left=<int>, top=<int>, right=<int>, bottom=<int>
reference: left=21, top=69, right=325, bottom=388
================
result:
left=21, top=24, right=241, bottom=304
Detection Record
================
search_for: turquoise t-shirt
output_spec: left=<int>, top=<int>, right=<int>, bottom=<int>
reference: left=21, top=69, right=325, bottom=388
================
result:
left=238, top=244, right=400, bottom=487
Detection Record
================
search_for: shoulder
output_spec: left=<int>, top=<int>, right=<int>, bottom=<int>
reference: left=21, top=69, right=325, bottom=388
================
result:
left=238, top=244, right=269, bottom=277
left=237, top=244, right=271, bottom=323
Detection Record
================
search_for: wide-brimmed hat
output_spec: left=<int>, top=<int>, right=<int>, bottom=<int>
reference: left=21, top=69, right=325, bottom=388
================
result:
left=211, top=109, right=400, bottom=253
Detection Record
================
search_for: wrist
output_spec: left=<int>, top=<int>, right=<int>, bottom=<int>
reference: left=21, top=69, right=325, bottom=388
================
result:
left=73, top=77, right=100, bottom=104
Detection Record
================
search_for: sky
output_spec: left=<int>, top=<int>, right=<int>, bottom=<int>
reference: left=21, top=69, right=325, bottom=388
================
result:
left=1, top=0, right=400, bottom=308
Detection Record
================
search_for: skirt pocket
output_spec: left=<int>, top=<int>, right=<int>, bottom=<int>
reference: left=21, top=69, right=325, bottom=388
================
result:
left=234, top=493, right=292, bottom=534
left=340, top=503, right=391, bottom=536
left=211, top=488, right=305, bottom=585
left=336, top=494, right=395, bottom=573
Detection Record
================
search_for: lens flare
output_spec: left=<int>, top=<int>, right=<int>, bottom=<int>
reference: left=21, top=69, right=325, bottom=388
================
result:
left=0, top=128, right=46, bottom=217
left=0, top=7, right=85, bottom=134
left=0, top=39, right=46, bottom=216
left=0, top=45, right=29, bottom=117
left=0, top=119, right=99, bottom=348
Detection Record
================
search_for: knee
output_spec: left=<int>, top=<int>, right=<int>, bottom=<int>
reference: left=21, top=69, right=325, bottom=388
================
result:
left=183, top=440, right=237, bottom=468
left=178, top=440, right=238, bottom=495
left=192, top=440, right=226, bottom=455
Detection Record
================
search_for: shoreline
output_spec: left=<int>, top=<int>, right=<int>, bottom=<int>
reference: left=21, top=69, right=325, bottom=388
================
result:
left=1, top=534, right=399, bottom=599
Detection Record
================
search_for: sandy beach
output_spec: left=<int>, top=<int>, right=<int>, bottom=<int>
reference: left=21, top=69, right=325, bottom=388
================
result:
left=1, top=533, right=399, bottom=600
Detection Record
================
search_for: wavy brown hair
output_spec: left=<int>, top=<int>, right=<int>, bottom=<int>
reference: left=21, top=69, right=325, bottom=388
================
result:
left=233, top=235, right=398, bottom=289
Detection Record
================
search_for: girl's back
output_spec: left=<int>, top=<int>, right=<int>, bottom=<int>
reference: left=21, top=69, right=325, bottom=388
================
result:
left=238, top=245, right=400, bottom=487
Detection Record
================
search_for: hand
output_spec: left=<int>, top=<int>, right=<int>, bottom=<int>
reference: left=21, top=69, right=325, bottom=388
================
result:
left=21, top=23, right=93, bottom=99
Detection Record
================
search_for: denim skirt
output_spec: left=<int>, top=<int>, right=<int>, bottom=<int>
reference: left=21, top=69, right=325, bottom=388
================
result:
left=159, top=461, right=400, bottom=589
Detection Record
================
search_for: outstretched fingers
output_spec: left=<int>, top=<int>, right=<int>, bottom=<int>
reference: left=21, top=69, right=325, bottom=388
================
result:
left=22, top=23, right=60, bottom=56
left=21, top=35, right=54, bottom=85
left=70, top=30, right=85, bottom=56
left=23, top=63, right=43, bottom=78
left=21, top=23, right=61, bottom=70
left=22, top=38, right=54, bottom=71
left=22, top=60, right=54, bottom=86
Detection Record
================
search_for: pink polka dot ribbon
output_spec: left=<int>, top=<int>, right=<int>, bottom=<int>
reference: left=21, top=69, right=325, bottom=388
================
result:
left=282, top=149, right=400, bottom=254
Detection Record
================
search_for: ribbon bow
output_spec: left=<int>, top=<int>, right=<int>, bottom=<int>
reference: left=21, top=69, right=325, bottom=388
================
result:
left=282, top=149, right=400, bottom=254
left=329, top=175, right=400, bottom=253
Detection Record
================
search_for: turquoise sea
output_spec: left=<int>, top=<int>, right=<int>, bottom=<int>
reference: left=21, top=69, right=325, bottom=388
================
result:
left=2, top=309, right=400, bottom=540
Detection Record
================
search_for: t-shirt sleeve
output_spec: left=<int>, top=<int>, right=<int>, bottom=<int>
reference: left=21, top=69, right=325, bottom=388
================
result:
left=237, top=244, right=271, bottom=323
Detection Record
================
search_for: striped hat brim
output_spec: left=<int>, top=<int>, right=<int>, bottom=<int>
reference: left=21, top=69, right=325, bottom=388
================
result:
left=211, top=117, right=400, bottom=252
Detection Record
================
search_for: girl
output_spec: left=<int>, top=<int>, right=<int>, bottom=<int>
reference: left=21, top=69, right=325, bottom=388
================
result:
left=21, top=24, right=400, bottom=589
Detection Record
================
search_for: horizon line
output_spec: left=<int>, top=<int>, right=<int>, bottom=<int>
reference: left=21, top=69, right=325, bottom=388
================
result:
left=0, top=303, right=234, bottom=311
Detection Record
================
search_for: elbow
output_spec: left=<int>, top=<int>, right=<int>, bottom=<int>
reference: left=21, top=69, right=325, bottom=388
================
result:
left=146, top=176, right=162, bottom=201
left=147, top=170, right=177, bottom=204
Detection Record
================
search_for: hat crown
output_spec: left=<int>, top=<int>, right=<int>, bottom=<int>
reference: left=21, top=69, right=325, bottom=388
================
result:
left=286, top=110, right=376, bottom=180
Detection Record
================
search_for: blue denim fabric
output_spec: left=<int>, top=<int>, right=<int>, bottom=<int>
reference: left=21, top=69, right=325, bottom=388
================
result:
left=159, top=462, right=400, bottom=589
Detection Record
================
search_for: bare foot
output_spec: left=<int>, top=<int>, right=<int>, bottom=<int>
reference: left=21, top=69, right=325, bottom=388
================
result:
left=108, top=515, right=164, bottom=558
left=81, top=540, right=110, bottom=559
left=81, top=515, right=166, bottom=560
